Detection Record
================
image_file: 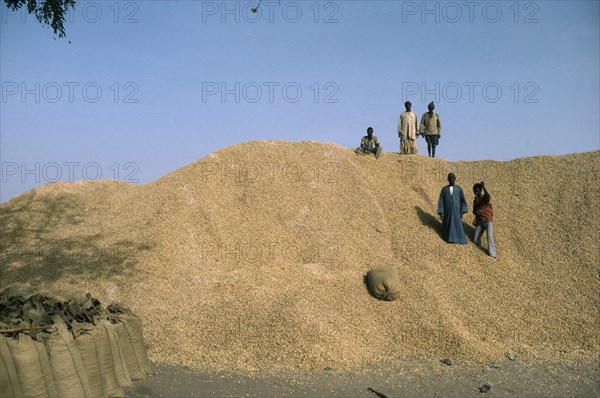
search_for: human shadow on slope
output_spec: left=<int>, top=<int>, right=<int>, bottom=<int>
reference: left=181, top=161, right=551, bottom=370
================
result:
left=414, top=206, right=444, bottom=240
left=0, top=191, right=153, bottom=291
left=413, top=186, right=435, bottom=209
left=462, top=221, right=491, bottom=254
left=463, top=221, right=476, bottom=243
left=415, top=206, right=478, bottom=244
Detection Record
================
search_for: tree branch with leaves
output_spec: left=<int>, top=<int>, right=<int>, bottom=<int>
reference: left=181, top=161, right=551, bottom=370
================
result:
left=4, top=0, right=76, bottom=38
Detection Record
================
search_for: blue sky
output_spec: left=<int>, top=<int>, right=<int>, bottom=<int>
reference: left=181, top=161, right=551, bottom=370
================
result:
left=1, top=0, right=599, bottom=202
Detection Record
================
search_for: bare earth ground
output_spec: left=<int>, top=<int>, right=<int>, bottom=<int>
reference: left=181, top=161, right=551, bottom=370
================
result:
left=127, top=360, right=599, bottom=398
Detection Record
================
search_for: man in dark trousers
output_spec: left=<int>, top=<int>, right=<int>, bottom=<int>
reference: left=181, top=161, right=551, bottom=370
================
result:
left=419, top=101, right=442, bottom=158
left=472, top=181, right=497, bottom=259
left=437, top=173, right=468, bottom=244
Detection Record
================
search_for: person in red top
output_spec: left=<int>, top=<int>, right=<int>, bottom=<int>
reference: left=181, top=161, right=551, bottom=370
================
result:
left=473, top=181, right=497, bottom=259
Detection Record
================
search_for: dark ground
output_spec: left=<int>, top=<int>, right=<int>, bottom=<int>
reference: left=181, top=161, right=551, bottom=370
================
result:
left=126, top=358, right=599, bottom=398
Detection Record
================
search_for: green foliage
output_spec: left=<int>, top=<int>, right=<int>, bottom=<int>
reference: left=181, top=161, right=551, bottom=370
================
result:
left=4, top=0, right=76, bottom=38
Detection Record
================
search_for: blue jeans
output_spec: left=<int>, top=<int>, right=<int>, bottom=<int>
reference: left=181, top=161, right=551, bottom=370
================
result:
left=474, top=221, right=496, bottom=258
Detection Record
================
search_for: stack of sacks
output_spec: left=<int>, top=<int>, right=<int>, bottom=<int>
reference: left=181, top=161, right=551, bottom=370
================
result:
left=0, top=292, right=153, bottom=398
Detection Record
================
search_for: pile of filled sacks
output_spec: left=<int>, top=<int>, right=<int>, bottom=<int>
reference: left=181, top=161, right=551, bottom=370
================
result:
left=0, top=292, right=153, bottom=398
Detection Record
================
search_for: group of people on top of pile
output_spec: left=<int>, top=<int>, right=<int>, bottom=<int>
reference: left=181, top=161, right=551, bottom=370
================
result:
left=354, top=101, right=497, bottom=259
left=355, top=101, right=440, bottom=159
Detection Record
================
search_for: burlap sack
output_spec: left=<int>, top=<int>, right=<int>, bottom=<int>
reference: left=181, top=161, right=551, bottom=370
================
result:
left=45, top=317, right=92, bottom=398
left=73, top=322, right=107, bottom=398
left=110, top=318, right=145, bottom=381
left=6, top=332, right=58, bottom=398
left=0, top=334, right=23, bottom=398
left=107, top=305, right=153, bottom=380
left=93, top=322, right=124, bottom=398
left=367, top=267, right=401, bottom=301
left=99, top=319, right=132, bottom=389
left=74, top=321, right=125, bottom=398
left=118, top=309, right=153, bottom=377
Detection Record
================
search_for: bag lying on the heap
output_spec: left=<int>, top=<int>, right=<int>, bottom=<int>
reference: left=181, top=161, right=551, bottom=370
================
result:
left=367, top=266, right=401, bottom=301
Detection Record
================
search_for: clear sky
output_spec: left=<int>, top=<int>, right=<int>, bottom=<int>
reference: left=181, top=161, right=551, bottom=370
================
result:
left=1, top=0, right=599, bottom=202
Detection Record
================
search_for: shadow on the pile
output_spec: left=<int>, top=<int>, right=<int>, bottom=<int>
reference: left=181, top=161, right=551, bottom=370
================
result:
left=415, top=206, right=478, bottom=243
left=0, top=190, right=153, bottom=290
left=463, top=221, right=476, bottom=242
left=414, top=206, right=443, bottom=239
left=363, top=274, right=377, bottom=299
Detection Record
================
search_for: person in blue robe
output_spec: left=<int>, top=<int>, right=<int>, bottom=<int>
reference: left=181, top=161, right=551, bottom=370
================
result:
left=437, top=173, right=468, bottom=244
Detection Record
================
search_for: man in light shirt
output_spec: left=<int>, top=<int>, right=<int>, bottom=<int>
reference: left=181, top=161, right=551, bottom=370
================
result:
left=398, top=101, right=418, bottom=155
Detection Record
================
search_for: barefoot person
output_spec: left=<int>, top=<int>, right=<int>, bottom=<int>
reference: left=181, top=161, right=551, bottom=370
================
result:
left=473, top=181, right=497, bottom=259
left=355, top=127, right=383, bottom=159
left=437, top=173, right=468, bottom=244
left=419, top=102, right=441, bottom=158
left=398, top=101, right=418, bottom=155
